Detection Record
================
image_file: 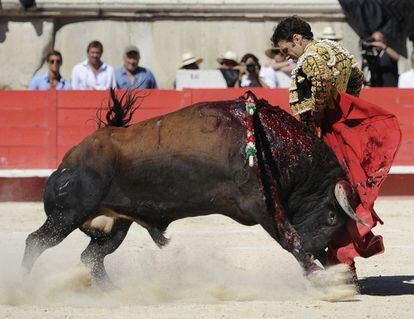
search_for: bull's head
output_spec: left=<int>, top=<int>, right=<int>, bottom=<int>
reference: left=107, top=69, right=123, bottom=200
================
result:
left=291, top=180, right=368, bottom=261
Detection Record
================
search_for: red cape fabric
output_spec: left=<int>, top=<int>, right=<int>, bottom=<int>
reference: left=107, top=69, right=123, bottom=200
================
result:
left=322, top=92, right=401, bottom=265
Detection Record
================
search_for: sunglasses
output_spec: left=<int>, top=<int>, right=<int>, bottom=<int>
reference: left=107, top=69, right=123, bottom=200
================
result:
left=48, top=59, right=61, bottom=65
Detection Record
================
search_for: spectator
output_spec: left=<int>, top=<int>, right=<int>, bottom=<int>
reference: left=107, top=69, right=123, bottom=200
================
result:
left=319, top=26, right=342, bottom=42
left=398, top=52, right=414, bottom=88
left=173, top=52, right=203, bottom=88
left=235, top=53, right=268, bottom=88
left=28, top=50, right=71, bottom=90
left=217, top=51, right=239, bottom=87
left=71, top=40, right=115, bottom=90
left=180, top=52, right=203, bottom=70
left=115, top=45, right=158, bottom=89
left=260, top=47, right=295, bottom=88
left=366, top=31, right=399, bottom=87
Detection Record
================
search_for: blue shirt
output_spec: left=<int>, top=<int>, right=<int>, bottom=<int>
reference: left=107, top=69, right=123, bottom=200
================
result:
left=28, top=72, right=71, bottom=90
left=115, top=66, right=158, bottom=89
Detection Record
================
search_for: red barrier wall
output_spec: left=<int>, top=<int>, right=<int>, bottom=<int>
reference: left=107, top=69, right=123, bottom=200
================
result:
left=0, top=88, right=413, bottom=169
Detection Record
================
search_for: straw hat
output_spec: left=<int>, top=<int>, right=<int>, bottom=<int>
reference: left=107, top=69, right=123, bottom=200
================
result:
left=217, top=51, right=239, bottom=65
left=265, top=47, right=283, bottom=59
left=180, top=52, right=203, bottom=68
left=319, top=26, right=342, bottom=41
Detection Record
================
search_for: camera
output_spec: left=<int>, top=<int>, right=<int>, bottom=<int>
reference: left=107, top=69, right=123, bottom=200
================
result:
left=246, top=63, right=257, bottom=74
left=360, top=37, right=382, bottom=86
left=360, top=37, right=375, bottom=56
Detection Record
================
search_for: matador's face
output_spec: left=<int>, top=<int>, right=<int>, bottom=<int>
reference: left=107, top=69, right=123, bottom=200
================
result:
left=277, top=34, right=306, bottom=61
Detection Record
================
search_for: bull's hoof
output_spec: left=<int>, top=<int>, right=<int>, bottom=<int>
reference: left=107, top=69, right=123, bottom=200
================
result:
left=307, top=264, right=358, bottom=301
left=349, top=269, right=361, bottom=294
left=305, top=262, right=324, bottom=276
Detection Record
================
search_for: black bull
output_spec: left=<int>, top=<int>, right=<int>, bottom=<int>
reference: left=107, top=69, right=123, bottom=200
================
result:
left=23, top=91, right=360, bottom=287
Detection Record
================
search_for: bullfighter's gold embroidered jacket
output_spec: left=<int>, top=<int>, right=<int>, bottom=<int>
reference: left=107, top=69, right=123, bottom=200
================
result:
left=289, top=40, right=364, bottom=115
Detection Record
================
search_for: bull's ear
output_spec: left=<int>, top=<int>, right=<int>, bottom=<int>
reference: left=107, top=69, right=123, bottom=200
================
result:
left=334, top=181, right=369, bottom=227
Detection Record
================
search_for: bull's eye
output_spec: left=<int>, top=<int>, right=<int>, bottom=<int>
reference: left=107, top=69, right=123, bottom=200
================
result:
left=327, top=211, right=337, bottom=225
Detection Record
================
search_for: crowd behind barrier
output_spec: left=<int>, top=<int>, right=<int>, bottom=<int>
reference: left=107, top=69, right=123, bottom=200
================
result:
left=26, top=30, right=414, bottom=93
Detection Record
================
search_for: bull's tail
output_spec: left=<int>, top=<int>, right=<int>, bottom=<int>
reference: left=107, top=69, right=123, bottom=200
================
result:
left=96, top=89, right=146, bottom=128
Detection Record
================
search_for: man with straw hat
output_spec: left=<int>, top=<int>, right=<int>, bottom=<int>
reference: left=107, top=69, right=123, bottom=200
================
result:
left=217, top=51, right=240, bottom=87
left=180, top=52, right=203, bottom=70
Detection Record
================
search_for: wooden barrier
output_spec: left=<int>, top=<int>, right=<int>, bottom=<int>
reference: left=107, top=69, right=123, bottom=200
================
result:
left=1, top=88, right=413, bottom=168
left=0, top=88, right=413, bottom=200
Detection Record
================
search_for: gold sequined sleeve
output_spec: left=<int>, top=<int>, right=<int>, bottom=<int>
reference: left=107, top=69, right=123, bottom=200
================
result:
left=301, top=54, right=334, bottom=111
left=346, top=66, right=364, bottom=97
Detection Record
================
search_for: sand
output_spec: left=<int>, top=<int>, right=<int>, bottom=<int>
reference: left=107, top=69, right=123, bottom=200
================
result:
left=0, top=199, right=413, bottom=318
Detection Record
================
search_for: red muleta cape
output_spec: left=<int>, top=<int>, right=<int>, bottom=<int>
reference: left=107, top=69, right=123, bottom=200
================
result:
left=322, top=92, right=402, bottom=266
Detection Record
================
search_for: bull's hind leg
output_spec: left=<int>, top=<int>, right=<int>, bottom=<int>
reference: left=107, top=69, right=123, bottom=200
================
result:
left=22, top=168, right=108, bottom=274
left=80, top=218, right=132, bottom=289
left=22, top=209, right=88, bottom=273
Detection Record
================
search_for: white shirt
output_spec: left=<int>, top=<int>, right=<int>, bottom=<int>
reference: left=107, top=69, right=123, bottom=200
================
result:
left=259, top=67, right=292, bottom=89
left=239, top=74, right=265, bottom=87
left=398, top=69, right=414, bottom=88
left=274, top=71, right=292, bottom=88
left=259, top=66, right=279, bottom=88
left=71, top=59, right=116, bottom=90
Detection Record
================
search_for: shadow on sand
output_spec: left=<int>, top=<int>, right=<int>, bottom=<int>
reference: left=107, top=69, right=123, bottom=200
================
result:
left=360, top=275, right=414, bottom=296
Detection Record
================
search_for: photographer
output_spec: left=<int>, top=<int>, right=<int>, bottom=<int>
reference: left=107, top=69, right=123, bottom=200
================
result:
left=235, top=53, right=269, bottom=88
left=362, top=31, right=399, bottom=87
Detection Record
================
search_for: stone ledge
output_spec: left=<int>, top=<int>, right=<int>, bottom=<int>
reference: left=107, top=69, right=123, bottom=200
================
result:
left=1, top=0, right=344, bottom=19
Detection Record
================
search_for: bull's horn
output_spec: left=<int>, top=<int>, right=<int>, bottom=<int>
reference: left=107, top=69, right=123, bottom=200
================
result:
left=334, top=181, right=369, bottom=227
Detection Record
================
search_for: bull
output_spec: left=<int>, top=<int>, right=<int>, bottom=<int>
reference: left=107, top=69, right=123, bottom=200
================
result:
left=22, top=90, right=365, bottom=289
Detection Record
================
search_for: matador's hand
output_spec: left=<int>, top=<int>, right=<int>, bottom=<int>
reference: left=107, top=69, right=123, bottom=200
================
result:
left=312, top=110, right=324, bottom=138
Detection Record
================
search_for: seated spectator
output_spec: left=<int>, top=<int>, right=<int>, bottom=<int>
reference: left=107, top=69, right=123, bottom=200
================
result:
left=217, top=51, right=240, bottom=87
left=173, top=52, right=203, bottom=88
left=115, top=45, right=158, bottom=89
left=28, top=50, right=71, bottom=90
left=260, top=47, right=295, bottom=88
left=398, top=52, right=414, bottom=88
left=71, top=40, right=115, bottom=90
left=235, top=53, right=268, bottom=88
left=180, top=52, right=203, bottom=70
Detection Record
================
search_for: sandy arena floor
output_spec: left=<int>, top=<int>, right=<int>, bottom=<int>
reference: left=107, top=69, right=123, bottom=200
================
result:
left=0, top=199, right=413, bottom=318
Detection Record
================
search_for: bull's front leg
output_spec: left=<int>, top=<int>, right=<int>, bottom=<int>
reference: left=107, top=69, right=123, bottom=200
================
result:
left=241, top=193, right=321, bottom=276
left=270, top=201, right=357, bottom=299
left=251, top=112, right=320, bottom=276
left=271, top=204, right=321, bottom=276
